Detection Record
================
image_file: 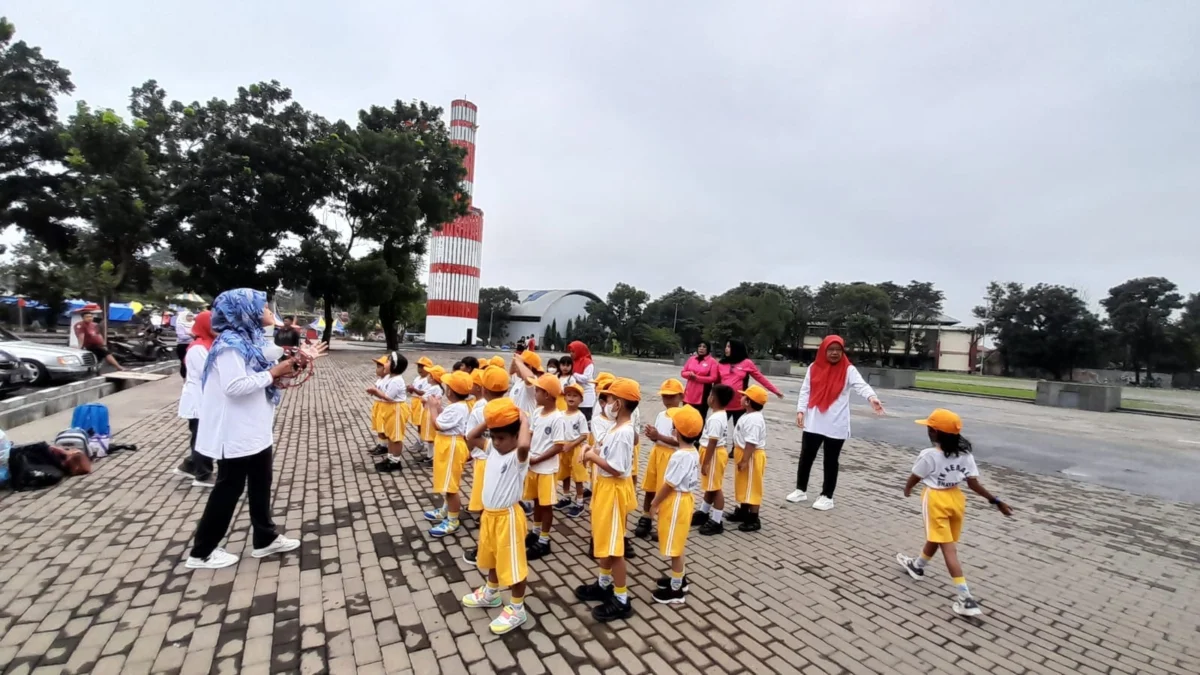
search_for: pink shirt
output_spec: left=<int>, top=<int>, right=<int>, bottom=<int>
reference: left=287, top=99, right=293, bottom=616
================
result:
left=680, top=355, right=719, bottom=405
left=717, top=359, right=782, bottom=411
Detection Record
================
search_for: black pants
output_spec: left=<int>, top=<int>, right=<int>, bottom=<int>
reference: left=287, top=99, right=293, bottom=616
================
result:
left=177, top=419, right=215, bottom=480
left=190, top=446, right=278, bottom=558
left=580, top=406, right=593, bottom=422
left=728, top=409, right=746, bottom=426
left=176, top=343, right=189, bottom=377
left=796, top=432, right=846, bottom=498
left=690, top=403, right=710, bottom=447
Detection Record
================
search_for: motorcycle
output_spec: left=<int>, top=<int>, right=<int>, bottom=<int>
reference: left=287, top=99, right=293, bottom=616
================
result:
left=110, top=325, right=172, bottom=364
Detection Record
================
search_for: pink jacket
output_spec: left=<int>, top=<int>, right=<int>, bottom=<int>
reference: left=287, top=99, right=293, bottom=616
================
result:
left=680, top=355, right=719, bottom=405
left=718, top=359, right=782, bottom=411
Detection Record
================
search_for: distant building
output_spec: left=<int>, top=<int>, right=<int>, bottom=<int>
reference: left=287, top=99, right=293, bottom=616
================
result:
left=802, top=314, right=979, bottom=372
left=498, top=290, right=602, bottom=348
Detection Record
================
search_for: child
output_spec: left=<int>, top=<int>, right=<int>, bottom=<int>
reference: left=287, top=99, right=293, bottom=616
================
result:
left=696, top=384, right=734, bottom=535
left=728, top=385, right=769, bottom=532
left=649, top=405, right=703, bottom=604
left=555, top=355, right=573, bottom=411
left=424, top=370, right=472, bottom=537
left=576, top=377, right=640, bottom=622
left=463, top=366, right=514, bottom=565
left=635, top=379, right=685, bottom=539
left=896, top=408, right=1013, bottom=617
left=588, top=374, right=636, bottom=558
left=554, top=383, right=589, bottom=519
left=408, top=356, right=433, bottom=434
left=461, top=398, right=532, bottom=634
left=368, top=356, right=390, bottom=455
left=523, top=373, right=566, bottom=560
left=509, top=351, right=543, bottom=415
left=489, top=355, right=506, bottom=369
left=370, top=352, right=411, bottom=474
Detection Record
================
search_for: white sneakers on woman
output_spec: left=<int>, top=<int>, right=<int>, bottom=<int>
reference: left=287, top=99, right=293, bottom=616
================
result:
left=252, top=535, right=301, bottom=558
left=185, top=548, right=238, bottom=569
left=811, top=496, right=835, bottom=511
left=785, top=490, right=808, bottom=503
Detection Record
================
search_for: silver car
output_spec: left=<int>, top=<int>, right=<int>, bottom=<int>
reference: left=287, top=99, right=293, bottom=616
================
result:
left=0, top=327, right=99, bottom=385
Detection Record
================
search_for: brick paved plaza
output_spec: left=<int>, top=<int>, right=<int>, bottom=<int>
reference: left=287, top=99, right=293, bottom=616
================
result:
left=1, top=351, right=1198, bottom=675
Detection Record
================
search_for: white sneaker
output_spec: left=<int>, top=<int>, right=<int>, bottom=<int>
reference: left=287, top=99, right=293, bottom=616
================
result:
left=192, top=478, right=215, bottom=488
left=172, top=468, right=193, bottom=479
left=488, top=604, right=527, bottom=635
left=812, top=496, right=835, bottom=511
left=251, top=535, right=301, bottom=558
left=185, top=548, right=238, bottom=569
left=785, top=489, right=808, bottom=503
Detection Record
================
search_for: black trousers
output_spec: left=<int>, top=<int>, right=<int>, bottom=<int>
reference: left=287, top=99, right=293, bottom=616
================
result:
left=690, top=402, right=710, bottom=448
left=580, top=406, right=593, bottom=422
left=727, top=409, right=746, bottom=426
left=177, top=419, right=215, bottom=480
left=190, top=446, right=278, bottom=558
left=176, top=343, right=189, bottom=378
left=796, top=432, right=847, bottom=498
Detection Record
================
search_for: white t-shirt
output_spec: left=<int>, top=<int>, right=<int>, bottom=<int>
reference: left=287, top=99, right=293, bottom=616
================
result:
left=663, top=447, right=700, bottom=493
left=529, top=409, right=565, bottom=474
left=508, top=381, right=537, bottom=415
left=590, top=414, right=615, bottom=447
left=561, top=410, right=588, bottom=445
left=379, top=375, right=408, bottom=402
left=652, top=410, right=676, bottom=443
left=422, top=383, right=443, bottom=406
left=435, top=401, right=470, bottom=436
left=194, top=350, right=276, bottom=460
left=733, top=410, right=766, bottom=450
left=482, top=444, right=528, bottom=509
left=912, top=447, right=980, bottom=489
left=796, top=365, right=878, bottom=440
left=702, top=410, right=729, bottom=448
left=597, top=423, right=636, bottom=478
left=412, top=375, right=428, bottom=396
left=468, top=399, right=489, bottom=460
left=177, top=345, right=209, bottom=420
left=572, top=364, right=597, bottom=407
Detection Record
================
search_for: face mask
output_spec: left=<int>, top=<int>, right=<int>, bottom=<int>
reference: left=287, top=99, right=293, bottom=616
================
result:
left=548, top=367, right=558, bottom=375
left=262, top=344, right=285, bottom=362
left=606, top=402, right=620, bottom=418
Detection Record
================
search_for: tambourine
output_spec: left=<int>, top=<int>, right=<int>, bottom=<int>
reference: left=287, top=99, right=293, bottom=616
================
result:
left=276, top=343, right=328, bottom=388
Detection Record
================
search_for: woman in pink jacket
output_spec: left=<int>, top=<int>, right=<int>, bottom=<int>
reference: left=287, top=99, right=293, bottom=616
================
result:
left=680, top=341, right=720, bottom=420
left=718, top=340, right=784, bottom=423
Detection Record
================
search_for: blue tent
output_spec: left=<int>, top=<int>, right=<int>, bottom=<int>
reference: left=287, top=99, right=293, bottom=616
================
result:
left=61, top=300, right=135, bottom=322
left=0, top=296, right=50, bottom=310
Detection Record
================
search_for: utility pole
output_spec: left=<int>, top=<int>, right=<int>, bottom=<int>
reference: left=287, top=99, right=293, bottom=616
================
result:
left=672, top=302, right=679, bottom=333
left=978, top=294, right=991, bottom=376
left=487, top=307, right=494, bottom=346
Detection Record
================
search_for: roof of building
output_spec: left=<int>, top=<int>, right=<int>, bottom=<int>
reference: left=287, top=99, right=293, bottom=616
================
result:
left=509, top=289, right=603, bottom=320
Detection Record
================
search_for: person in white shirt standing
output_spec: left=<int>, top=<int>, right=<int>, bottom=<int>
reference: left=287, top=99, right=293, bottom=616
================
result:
left=174, top=311, right=216, bottom=487
left=185, top=289, right=320, bottom=570
left=789, top=335, right=886, bottom=511
left=174, top=310, right=195, bottom=378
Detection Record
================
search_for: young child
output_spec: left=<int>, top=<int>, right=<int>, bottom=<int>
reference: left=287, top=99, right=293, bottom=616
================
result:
left=555, top=355, right=573, bottom=411
left=370, top=352, right=411, bottom=473
left=369, top=356, right=390, bottom=455
left=461, top=398, right=532, bottom=634
left=587, top=374, right=636, bottom=558
left=524, top=373, right=566, bottom=560
left=425, top=370, right=472, bottom=537
left=728, top=385, right=769, bottom=532
left=696, top=384, right=734, bottom=535
left=649, top=405, right=703, bottom=604
left=509, top=351, right=543, bottom=415
left=554, top=383, right=589, bottom=519
left=576, top=377, right=640, bottom=622
left=897, top=408, right=1013, bottom=617
left=408, top=356, right=433, bottom=434
left=635, top=379, right=685, bottom=539
left=463, top=366, right=514, bottom=565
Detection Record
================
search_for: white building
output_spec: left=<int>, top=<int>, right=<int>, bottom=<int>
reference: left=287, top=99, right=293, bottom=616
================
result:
left=498, top=289, right=601, bottom=348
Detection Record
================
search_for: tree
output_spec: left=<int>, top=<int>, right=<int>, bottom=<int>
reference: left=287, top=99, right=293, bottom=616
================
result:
left=899, top=281, right=945, bottom=358
left=707, top=282, right=793, bottom=356
left=643, top=287, right=708, bottom=352
left=827, top=283, right=893, bottom=361
left=478, top=286, right=519, bottom=345
left=1, top=239, right=76, bottom=330
left=543, top=320, right=562, bottom=351
left=1174, top=293, right=1200, bottom=372
left=984, top=283, right=1102, bottom=380
left=273, top=226, right=345, bottom=342
left=590, top=283, right=650, bottom=354
left=0, top=18, right=75, bottom=252
left=1101, top=277, right=1184, bottom=383
left=785, top=286, right=815, bottom=352
left=638, top=325, right=682, bottom=357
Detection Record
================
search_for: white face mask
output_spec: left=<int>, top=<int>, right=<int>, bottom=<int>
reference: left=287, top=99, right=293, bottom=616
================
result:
left=605, top=401, right=620, bottom=419
left=262, top=344, right=285, bottom=362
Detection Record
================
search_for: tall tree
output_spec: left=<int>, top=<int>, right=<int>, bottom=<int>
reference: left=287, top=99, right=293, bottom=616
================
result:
left=1101, top=277, right=1184, bottom=383
left=643, top=287, right=708, bottom=352
left=589, top=283, right=650, bottom=354
left=785, top=286, right=816, bottom=351
left=707, top=282, right=794, bottom=356
left=1, top=239, right=77, bottom=330
left=827, top=283, right=893, bottom=361
left=478, top=286, right=519, bottom=345
left=985, top=283, right=1101, bottom=380
left=812, top=281, right=846, bottom=321
left=899, top=281, right=946, bottom=358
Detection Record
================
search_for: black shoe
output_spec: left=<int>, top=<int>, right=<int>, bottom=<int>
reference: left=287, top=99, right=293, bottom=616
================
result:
left=422, top=456, right=433, bottom=465
left=375, top=460, right=402, bottom=473
left=699, top=520, right=725, bottom=536
left=727, top=506, right=747, bottom=523
left=624, top=538, right=637, bottom=559
left=633, top=516, right=652, bottom=539
left=575, top=581, right=614, bottom=603
left=691, top=510, right=709, bottom=527
left=370, top=445, right=388, bottom=456
left=462, top=548, right=477, bottom=565
left=592, top=596, right=634, bottom=622
left=652, top=586, right=687, bottom=605
left=583, top=488, right=593, bottom=499
left=524, top=531, right=539, bottom=548
left=526, top=541, right=551, bottom=560
left=553, top=497, right=572, bottom=511
left=655, top=575, right=690, bottom=592
left=737, top=515, right=761, bottom=533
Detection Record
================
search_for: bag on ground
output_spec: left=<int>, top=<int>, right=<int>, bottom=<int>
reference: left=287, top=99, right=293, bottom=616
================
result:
left=71, top=403, right=111, bottom=437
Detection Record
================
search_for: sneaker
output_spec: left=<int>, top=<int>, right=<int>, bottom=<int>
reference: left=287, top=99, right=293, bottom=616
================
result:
left=737, top=516, right=761, bottom=533
left=526, top=541, right=552, bottom=561
left=423, top=509, right=446, bottom=522
left=430, top=519, right=460, bottom=538
left=786, top=489, right=808, bottom=503
left=172, top=466, right=195, bottom=479
left=462, top=548, right=478, bottom=565
left=633, top=516, right=652, bottom=539
left=583, top=488, right=593, bottom=499
left=812, top=496, right=835, bottom=511
left=489, top=604, right=528, bottom=635
left=252, top=535, right=301, bottom=558
left=370, top=445, right=388, bottom=456
left=592, top=596, right=633, bottom=622
left=699, top=520, right=724, bottom=536
left=564, top=503, right=585, bottom=519
left=185, top=548, right=238, bottom=570
left=690, top=510, right=709, bottom=527
left=553, top=497, right=572, bottom=511
left=461, top=586, right=502, bottom=608
left=895, top=553, right=925, bottom=581
left=520, top=501, right=534, bottom=517
left=375, top=459, right=403, bottom=473
left=191, top=478, right=215, bottom=488
left=727, top=506, right=747, bottom=523
left=524, top=531, right=540, bottom=548
left=655, top=575, right=690, bottom=592
left=574, top=581, right=614, bottom=603
left=652, top=586, right=687, bottom=605
left=952, top=596, right=982, bottom=617
left=624, top=538, right=637, bottom=559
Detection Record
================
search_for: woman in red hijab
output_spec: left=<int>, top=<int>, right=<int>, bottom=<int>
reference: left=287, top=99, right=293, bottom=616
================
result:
left=566, top=341, right=597, bottom=419
left=789, top=335, right=886, bottom=511
left=176, top=311, right=217, bottom=486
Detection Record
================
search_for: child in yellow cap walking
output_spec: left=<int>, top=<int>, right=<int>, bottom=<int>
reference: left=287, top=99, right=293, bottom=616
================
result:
left=554, top=382, right=590, bottom=519
left=368, top=355, right=391, bottom=454
left=648, top=405, right=703, bottom=604
left=425, top=370, right=472, bottom=537
left=369, top=352, right=411, bottom=473
left=524, top=373, right=566, bottom=560
left=729, top=385, right=770, bottom=532
left=897, top=408, right=1013, bottom=617
left=635, top=379, right=685, bottom=539
left=463, top=366, right=516, bottom=565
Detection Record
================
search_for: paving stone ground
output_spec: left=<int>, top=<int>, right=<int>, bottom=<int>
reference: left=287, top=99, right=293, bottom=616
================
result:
left=1, top=350, right=1199, bottom=675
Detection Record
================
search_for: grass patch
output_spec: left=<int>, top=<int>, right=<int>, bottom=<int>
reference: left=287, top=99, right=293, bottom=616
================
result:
left=1118, top=398, right=1199, bottom=415
left=917, top=371, right=1035, bottom=386
left=914, top=382, right=1036, bottom=400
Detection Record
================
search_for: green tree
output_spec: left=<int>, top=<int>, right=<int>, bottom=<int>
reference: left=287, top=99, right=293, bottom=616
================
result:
left=1101, top=277, right=1184, bottom=382
left=785, top=286, right=815, bottom=352
left=983, top=283, right=1102, bottom=380
left=589, top=283, right=650, bottom=354
left=643, top=287, right=708, bottom=352
left=1, top=239, right=76, bottom=330
left=478, top=286, right=519, bottom=345
left=827, top=283, right=893, bottom=361
left=543, top=320, right=561, bottom=351
left=638, top=325, right=682, bottom=357
left=899, top=281, right=945, bottom=358
left=707, top=282, right=793, bottom=356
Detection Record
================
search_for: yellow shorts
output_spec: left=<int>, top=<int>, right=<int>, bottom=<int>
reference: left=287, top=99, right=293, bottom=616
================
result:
left=641, top=444, right=674, bottom=493
left=733, top=446, right=766, bottom=506
left=379, top=401, right=410, bottom=443
left=409, top=396, right=423, bottom=428
left=432, top=434, right=468, bottom=495
left=477, top=506, right=528, bottom=586
left=555, top=446, right=590, bottom=483
left=523, top=472, right=557, bottom=505
left=922, top=486, right=966, bottom=543
left=370, top=401, right=385, bottom=434
left=468, top=458, right=487, bottom=512
left=657, top=491, right=694, bottom=558
left=419, top=406, right=436, bottom=443
left=591, top=476, right=635, bottom=558
left=701, top=446, right=729, bottom=493
left=632, top=443, right=641, bottom=478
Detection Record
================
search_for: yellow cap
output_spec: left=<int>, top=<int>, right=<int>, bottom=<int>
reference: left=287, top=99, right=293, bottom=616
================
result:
left=672, top=405, right=704, bottom=438
left=489, top=355, right=506, bottom=368
left=607, top=378, right=641, bottom=402
left=426, top=365, right=446, bottom=382
left=374, top=355, right=389, bottom=365
left=916, top=409, right=962, bottom=434
left=441, top=370, right=473, bottom=396
left=484, top=398, right=521, bottom=429
left=527, top=372, right=562, bottom=398
left=481, top=366, right=510, bottom=393
left=417, top=356, right=434, bottom=368
left=739, top=385, right=769, bottom=406
left=520, top=350, right=542, bottom=372
left=658, top=378, right=685, bottom=396
left=564, top=382, right=584, bottom=398
left=470, top=369, right=485, bottom=388
left=591, top=371, right=615, bottom=384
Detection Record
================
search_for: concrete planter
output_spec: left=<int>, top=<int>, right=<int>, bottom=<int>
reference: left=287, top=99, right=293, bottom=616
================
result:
left=1035, top=381, right=1121, bottom=412
left=856, top=367, right=917, bottom=390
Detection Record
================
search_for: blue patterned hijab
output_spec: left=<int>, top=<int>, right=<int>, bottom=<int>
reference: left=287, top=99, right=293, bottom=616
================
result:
left=202, top=288, right=280, bottom=405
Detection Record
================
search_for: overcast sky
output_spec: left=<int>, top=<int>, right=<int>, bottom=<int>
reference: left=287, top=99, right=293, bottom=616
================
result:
left=6, top=1, right=1199, bottom=322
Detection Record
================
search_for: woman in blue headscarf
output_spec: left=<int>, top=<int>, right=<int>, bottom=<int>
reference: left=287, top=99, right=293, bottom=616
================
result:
left=185, top=288, right=306, bottom=570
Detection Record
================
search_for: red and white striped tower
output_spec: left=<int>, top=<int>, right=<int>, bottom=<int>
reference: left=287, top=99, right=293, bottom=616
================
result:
left=425, top=99, right=484, bottom=344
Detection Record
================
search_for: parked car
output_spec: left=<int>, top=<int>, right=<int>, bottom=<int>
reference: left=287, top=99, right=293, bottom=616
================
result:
left=0, top=348, right=30, bottom=398
left=0, top=327, right=100, bottom=385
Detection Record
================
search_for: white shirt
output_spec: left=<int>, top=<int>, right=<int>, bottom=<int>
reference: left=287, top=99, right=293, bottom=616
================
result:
left=652, top=410, right=675, bottom=442
left=435, top=401, right=471, bottom=436
left=663, top=447, right=700, bottom=493
left=508, top=381, right=537, bottom=415
left=529, top=409, right=565, bottom=475
left=422, top=383, right=443, bottom=406
left=177, top=345, right=208, bottom=419
left=468, top=399, right=489, bottom=460
left=590, top=414, right=615, bottom=447
left=561, top=410, right=588, bottom=445
left=482, top=444, right=528, bottom=509
left=597, top=422, right=636, bottom=478
left=412, top=375, right=428, bottom=395
left=796, top=365, right=877, bottom=440
left=195, top=350, right=276, bottom=459
left=733, top=410, right=767, bottom=450
left=912, top=447, right=979, bottom=489
left=702, top=410, right=729, bottom=448
left=175, top=313, right=195, bottom=343
left=572, top=364, right=597, bottom=407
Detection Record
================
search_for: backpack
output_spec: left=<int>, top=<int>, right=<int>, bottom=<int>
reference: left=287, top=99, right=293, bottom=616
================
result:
left=71, top=403, right=111, bottom=437
left=7, top=443, right=65, bottom=491
left=54, top=428, right=90, bottom=454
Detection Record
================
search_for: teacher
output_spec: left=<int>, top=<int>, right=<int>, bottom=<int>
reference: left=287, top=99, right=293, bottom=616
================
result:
left=717, top=340, right=783, bottom=424
left=680, top=341, right=719, bottom=420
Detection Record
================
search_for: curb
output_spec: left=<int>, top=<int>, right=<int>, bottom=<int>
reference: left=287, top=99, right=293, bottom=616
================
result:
left=0, top=361, right=177, bottom=429
left=911, top=385, right=1200, bottom=421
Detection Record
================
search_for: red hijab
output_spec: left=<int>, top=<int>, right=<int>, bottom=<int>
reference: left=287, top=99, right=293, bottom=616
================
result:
left=188, top=311, right=216, bottom=353
left=568, top=341, right=593, bottom=375
left=807, top=335, right=850, bottom=413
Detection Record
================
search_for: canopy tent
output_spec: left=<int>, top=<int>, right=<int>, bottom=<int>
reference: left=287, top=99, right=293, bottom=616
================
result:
left=172, top=292, right=206, bottom=305
left=62, top=300, right=135, bottom=322
left=0, top=296, right=51, bottom=310
left=309, top=317, right=345, bottom=334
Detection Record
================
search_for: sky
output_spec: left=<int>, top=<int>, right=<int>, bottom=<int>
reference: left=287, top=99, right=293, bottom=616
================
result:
left=5, top=1, right=1200, bottom=322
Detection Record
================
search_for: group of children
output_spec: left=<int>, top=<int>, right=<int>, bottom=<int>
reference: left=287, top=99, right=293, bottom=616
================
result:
left=364, top=349, right=1013, bottom=630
